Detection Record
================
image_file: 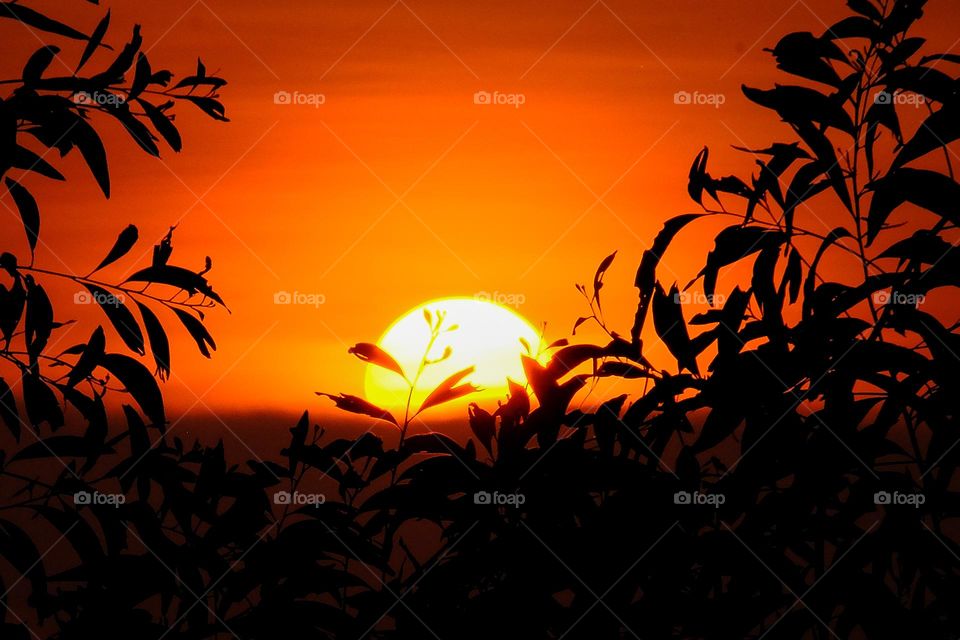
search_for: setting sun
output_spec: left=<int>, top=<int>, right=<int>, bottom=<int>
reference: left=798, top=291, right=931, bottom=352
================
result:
left=365, top=297, right=544, bottom=414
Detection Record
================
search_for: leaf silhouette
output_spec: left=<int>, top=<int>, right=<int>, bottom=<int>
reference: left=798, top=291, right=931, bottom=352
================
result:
left=418, top=367, right=478, bottom=414
left=22, top=368, right=63, bottom=429
left=892, top=101, right=959, bottom=169
left=82, top=284, right=144, bottom=355
left=67, top=326, right=105, bottom=388
left=136, top=302, right=170, bottom=379
left=867, top=168, right=960, bottom=244
left=592, top=250, right=617, bottom=311
left=652, top=283, right=699, bottom=375
left=172, top=308, right=216, bottom=357
left=24, top=277, right=53, bottom=361
left=687, top=147, right=709, bottom=204
left=348, top=343, right=407, bottom=381
left=78, top=9, right=110, bottom=71
left=99, top=353, right=164, bottom=425
left=0, top=377, right=20, bottom=442
left=742, top=84, right=854, bottom=134
left=22, top=45, right=59, bottom=86
left=91, top=224, right=138, bottom=274
left=468, top=403, right=496, bottom=456
left=0, top=3, right=89, bottom=40
left=137, top=99, right=182, bottom=152
left=5, top=178, right=40, bottom=255
left=316, top=393, right=399, bottom=427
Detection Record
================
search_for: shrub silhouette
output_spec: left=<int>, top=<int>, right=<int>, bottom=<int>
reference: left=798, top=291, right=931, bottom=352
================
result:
left=3, top=0, right=960, bottom=638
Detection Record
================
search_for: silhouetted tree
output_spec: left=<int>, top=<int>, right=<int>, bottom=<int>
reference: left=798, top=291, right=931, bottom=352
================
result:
left=3, top=0, right=959, bottom=639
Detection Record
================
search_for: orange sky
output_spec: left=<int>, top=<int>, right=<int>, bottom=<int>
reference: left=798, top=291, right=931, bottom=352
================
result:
left=2, top=0, right=959, bottom=433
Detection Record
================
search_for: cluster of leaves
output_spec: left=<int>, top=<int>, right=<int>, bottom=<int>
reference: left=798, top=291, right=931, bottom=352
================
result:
left=3, top=0, right=960, bottom=639
left=0, top=3, right=230, bottom=637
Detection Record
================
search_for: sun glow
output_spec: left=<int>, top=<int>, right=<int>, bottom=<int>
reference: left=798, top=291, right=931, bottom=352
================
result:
left=365, top=297, right=545, bottom=415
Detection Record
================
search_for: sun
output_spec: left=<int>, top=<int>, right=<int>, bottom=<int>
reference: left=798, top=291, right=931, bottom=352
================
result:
left=365, top=297, right=544, bottom=415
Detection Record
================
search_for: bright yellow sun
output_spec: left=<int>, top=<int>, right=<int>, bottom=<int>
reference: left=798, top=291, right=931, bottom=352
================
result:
left=365, top=297, right=545, bottom=415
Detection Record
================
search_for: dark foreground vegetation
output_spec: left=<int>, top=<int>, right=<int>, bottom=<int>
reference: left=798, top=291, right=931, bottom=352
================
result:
left=1, top=0, right=959, bottom=637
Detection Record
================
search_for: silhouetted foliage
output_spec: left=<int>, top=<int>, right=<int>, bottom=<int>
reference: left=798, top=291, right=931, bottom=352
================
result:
left=3, top=0, right=960, bottom=638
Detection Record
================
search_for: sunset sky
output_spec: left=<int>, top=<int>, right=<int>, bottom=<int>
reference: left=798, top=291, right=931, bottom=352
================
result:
left=3, top=0, right=959, bottom=432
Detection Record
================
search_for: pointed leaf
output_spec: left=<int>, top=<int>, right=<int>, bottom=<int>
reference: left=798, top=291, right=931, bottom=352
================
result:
left=418, top=367, right=478, bottom=414
left=91, top=224, right=138, bottom=273
left=348, top=343, right=407, bottom=381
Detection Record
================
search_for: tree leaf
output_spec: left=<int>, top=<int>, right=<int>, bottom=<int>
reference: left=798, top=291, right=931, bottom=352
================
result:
left=418, top=367, right=478, bottom=414
left=136, top=302, right=170, bottom=379
left=24, top=277, right=53, bottom=361
left=22, top=368, right=63, bottom=429
left=893, top=101, right=960, bottom=169
left=91, top=224, right=138, bottom=273
left=4, top=178, right=40, bottom=254
left=766, top=32, right=845, bottom=86
left=742, top=84, right=854, bottom=134
left=632, top=213, right=703, bottom=342
left=348, top=343, right=406, bottom=381
left=0, top=377, right=20, bottom=442
left=0, top=3, right=89, bottom=40
left=67, top=326, right=105, bottom=388
left=696, top=226, right=782, bottom=299
left=172, top=308, right=215, bottom=358
left=316, top=393, right=399, bottom=427
left=11, top=145, right=65, bottom=180
left=22, top=46, right=60, bottom=86
left=867, top=168, right=960, bottom=244
left=652, top=283, right=699, bottom=375
left=99, top=353, right=165, bottom=425
left=468, top=403, right=496, bottom=456
left=125, top=265, right=226, bottom=307
left=137, top=99, right=182, bottom=152
left=82, top=284, right=144, bottom=355
left=687, top=147, right=709, bottom=204
left=78, top=10, right=110, bottom=71
left=592, top=250, right=616, bottom=311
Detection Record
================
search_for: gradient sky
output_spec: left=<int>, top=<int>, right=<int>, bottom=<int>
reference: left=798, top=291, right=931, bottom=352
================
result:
left=2, top=0, right=959, bottom=434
